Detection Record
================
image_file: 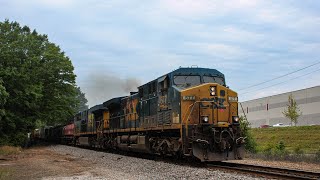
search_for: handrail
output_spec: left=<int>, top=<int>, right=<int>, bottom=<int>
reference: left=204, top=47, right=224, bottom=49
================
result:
left=182, top=100, right=220, bottom=139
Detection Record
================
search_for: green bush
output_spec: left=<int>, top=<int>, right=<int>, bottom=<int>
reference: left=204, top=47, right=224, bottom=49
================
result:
left=0, top=132, right=27, bottom=147
left=275, top=141, right=285, bottom=152
left=240, top=116, right=257, bottom=153
left=274, top=141, right=288, bottom=157
left=11, top=132, right=28, bottom=146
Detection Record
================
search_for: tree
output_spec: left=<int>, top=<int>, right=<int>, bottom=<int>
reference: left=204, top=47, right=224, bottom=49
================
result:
left=282, top=94, right=302, bottom=126
left=0, top=19, right=79, bottom=145
left=0, top=79, right=9, bottom=144
left=74, top=86, right=88, bottom=113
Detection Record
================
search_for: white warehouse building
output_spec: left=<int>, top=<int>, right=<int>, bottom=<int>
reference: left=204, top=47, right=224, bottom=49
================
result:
left=238, top=86, right=320, bottom=128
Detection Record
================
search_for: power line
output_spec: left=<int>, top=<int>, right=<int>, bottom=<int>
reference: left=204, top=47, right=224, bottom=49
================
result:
left=240, top=68, right=320, bottom=95
left=238, top=61, right=320, bottom=91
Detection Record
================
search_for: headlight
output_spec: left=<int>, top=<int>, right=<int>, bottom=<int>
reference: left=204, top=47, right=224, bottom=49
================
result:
left=232, top=116, right=240, bottom=124
left=202, top=116, right=209, bottom=123
left=210, top=86, right=216, bottom=96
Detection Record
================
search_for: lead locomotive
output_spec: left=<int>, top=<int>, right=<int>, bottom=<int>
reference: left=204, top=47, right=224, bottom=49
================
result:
left=40, top=67, right=245, bottom=162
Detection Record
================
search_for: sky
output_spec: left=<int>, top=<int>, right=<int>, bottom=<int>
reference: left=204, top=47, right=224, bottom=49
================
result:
left=1, top=0, right=320, bottom=107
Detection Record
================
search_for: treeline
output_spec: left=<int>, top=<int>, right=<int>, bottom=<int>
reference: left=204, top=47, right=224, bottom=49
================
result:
left=0, top=20, right=88, bottom=146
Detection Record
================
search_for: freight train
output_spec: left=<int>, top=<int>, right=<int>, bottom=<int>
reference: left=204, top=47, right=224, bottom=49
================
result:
left=33, top=67, right=245, bottom=162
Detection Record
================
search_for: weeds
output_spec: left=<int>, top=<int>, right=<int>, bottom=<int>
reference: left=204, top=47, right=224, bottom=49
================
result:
left=0, top=146, right=21, bottom=155
left=239, top=116, right=257, bottom=153
left=249, top=141, right=320, bottom=164
left=262, top=144, right=273, bottom=158
left=250, top=125, right=320, bottom=154
left=0, top=169, right=10, bottom=179
left=274, top=141, right=288, bottom=157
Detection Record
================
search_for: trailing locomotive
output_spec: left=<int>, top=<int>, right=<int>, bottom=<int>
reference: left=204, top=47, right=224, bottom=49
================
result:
left=46, top=67, right=245, bottom=161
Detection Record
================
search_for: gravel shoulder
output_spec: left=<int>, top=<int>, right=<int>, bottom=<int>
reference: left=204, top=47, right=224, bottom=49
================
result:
left=0, top=145, right=263, bottom=180
left=47, top=145, right=262, bottom=180
left=2, top=145, right=319, bottom=179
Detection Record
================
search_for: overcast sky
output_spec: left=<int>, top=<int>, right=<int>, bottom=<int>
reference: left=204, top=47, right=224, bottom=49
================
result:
left=1, top=0, right=320, bottom=107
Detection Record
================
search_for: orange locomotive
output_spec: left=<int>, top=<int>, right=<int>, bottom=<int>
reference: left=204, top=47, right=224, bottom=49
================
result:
left=72, top=67, right=245, bottom=161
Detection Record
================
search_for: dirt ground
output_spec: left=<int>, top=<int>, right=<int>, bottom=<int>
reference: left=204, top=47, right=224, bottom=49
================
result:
left=0, top=146, right=96, bottom=180
left=0, top=146, right=319, bottom=180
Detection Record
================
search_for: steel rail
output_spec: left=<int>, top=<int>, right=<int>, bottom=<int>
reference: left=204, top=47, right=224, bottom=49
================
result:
left=208, top=162, right=320, bottom=179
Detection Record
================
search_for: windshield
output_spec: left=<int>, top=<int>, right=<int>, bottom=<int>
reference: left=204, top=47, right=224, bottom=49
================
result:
left=203, top=76, right=225, bottom=85
left=174, top=75, right=201, bottom=88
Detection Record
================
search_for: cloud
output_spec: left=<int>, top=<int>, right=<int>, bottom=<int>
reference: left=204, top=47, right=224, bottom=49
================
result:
left=184, top=42, right=249, bottom=59
left=157, top=0, right=217, bottom=17
left=1, top=0, right=320, bottom=106
left=155, top=0, right=259, bottom=18
left=8, top=0, right=76, bottom=10
left=36, top=0, right=75, bottom=7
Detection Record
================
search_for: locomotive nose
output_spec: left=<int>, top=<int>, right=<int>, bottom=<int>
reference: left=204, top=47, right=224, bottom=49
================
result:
left=197, top=84, right=230, bottom=127
left=181, top=83, right=244, bottom=161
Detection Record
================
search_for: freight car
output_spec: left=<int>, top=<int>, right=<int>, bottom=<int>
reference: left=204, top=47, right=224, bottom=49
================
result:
left=70, top=67, right=245, bottom=162
left=61, top=123, right=75, bottom=144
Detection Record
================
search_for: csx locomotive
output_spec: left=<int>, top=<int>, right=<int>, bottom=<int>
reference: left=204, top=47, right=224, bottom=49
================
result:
left=37, top=67, right=245, bottom=162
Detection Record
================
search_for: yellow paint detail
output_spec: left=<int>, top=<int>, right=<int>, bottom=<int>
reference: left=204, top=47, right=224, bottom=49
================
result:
left=103, top=111, right=110, bottom=129
left=88, top=113, right=94, bottom=127
left=180, top=83, right=238, bottom=126
left=217, top=122, right=230, bottom=127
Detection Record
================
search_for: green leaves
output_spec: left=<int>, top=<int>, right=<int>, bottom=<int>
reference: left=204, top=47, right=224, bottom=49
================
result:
left=74, top=86, right=88, bottom=113
left=240, top=116, right=257, bottom=153
left=0, top=79, right=9, bottom=106
left=0, top=19, right=86, bottom=145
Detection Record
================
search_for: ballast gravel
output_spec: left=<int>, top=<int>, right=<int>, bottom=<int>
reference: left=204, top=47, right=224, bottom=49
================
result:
left=47, top=145, right=262, bottom=180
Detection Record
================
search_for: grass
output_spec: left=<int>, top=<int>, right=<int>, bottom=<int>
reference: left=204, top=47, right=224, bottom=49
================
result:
left=0, top=146, right=21, bottom=156
left=0, top=146, right=18, bottom=179
left=250, top=125, right=320, bottom=154
left=0, top=169, right=10, bottom=180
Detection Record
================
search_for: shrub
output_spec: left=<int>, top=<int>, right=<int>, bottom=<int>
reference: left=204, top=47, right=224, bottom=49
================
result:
left=239, top=116, right=257, bottom=153
left=11, top=132, right=28, bottom=146
left=276, top=141, right=285, bottom=152
left=274, top=141, right=288, bottom=157
left=0, top=132, right=28, bottom=147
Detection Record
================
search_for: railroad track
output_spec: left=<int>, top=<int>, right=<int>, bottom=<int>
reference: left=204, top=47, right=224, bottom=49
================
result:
left=208, top=162, right=320, bottom=179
